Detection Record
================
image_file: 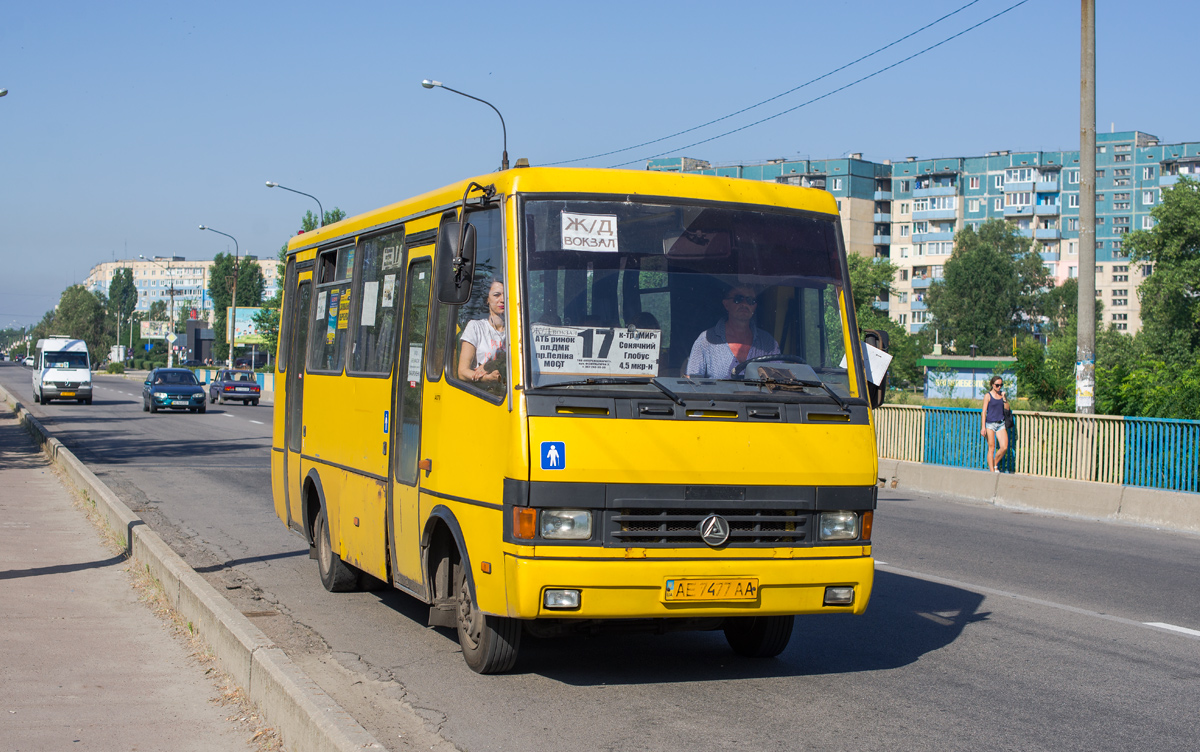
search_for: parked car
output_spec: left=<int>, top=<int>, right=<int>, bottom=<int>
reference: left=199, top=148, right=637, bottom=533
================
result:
left=142, top=368, right=207, bottom=414
left=23, top=356, right=35, bottom=367
left=180, top=359, right=205, bottom=368
left=209, top=369, right=261, bottom=406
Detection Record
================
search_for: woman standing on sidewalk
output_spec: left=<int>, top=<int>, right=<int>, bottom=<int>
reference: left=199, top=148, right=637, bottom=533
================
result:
left=981, top=376, right=1009, bottom=472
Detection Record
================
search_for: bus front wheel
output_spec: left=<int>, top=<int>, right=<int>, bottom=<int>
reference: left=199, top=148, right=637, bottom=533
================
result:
left=455, top=563, right=520, bottom=674
left=315, top=506, right=359, bottom=592
left=723, top=615, right=794, bottom=658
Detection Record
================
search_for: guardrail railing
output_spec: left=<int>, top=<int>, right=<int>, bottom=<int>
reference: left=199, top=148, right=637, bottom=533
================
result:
left=875, top=405, right=1200, bottom=494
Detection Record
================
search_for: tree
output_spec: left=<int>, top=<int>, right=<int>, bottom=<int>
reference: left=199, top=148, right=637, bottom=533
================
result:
left=148, top=300, right=168, bottom=321
left=926, top=220, right=1050, bottom=355
left=209, top=252, right=266, bottom=360
left=845, top=254, right=924, bottom=388
left=1124, top=176, right=1200, bottom=355
left=49, top=286, right=113, bottom=363
left=107, top=267, right=137, bottom=337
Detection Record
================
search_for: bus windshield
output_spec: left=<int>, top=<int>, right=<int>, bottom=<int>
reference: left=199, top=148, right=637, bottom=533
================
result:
left=522, top=199, right=855, bottom=401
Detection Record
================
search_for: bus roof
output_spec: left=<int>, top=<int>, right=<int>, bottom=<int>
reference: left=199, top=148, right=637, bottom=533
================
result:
left=285, top=167, right=839, bottom=256
left=36, top=338, right=89, bottom=352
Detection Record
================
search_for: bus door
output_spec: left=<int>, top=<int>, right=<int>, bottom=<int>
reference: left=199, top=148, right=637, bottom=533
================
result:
left=387, top=254, right=432, bottom=593
left=284, top=277, right=312, bottom=530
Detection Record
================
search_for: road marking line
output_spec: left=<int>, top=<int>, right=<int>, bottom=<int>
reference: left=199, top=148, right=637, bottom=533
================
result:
left=876, top=563, right=1200, bottom=641
left=249, top=420, right=264, bottom=425
left=1145, top=621, right=1200, bottom=637
left=223, top=413, right=234, bottom=418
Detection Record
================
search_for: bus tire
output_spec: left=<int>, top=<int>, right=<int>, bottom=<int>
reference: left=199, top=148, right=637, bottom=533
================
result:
left=315, top=505, right=358, bottom=592
left=455, top=562, right=520, bottom=674
left=723, top=615, right=794, bottom=658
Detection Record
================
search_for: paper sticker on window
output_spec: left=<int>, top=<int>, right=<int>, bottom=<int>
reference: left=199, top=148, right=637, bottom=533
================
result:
left=532, top=324, right=660, bottom=376
left=361, top=281, right=379, bottom=327
left=382, top=244, right=402, bottom=270
left=407, top=345, right=423, bottom=384
left=337, top=288, right=351, bottom=329
left=315, top=291, right=327, bottom=322
left=381, top=274, right=396, bottom=308
left=326, top=290, right=339, bottom=344
left=561, top=212, right=618, bottom=252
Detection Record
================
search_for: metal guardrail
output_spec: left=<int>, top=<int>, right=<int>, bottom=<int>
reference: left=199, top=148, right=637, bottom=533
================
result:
left=875, top=405, right=1200, bottom=494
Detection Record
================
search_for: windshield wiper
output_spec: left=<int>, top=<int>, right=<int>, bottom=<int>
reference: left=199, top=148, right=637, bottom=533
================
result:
left=727, top=374, right=850, bottom=412
left=534, top=377, right=687, bottom=406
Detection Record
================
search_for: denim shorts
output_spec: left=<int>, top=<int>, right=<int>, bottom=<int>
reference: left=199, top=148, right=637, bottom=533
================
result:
left=986, top=421, right=1006, bottom=432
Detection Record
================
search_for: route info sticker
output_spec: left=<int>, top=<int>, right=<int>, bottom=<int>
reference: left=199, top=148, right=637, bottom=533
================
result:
left=561, top=212, right=618, bottom=252
left=532, top=324, right=661, bottom=376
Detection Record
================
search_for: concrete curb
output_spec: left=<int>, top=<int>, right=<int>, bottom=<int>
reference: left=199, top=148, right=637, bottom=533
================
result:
left=884, top=459, right=1200, bottom=533
left=0, top=384, right=384, bottom=752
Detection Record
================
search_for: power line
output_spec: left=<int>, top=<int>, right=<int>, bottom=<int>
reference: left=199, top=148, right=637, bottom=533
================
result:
left=548, top=0, right=985, bottom=166
left=609, top=0, right=1030, bottom=169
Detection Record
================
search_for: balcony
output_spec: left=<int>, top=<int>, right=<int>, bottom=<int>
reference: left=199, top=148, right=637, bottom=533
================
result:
left=1004, top=181, right=1034, bottom=192
left=1034, top=204, right=1060, bottom=216
left=1034, top=228, right=1062, bottom=240
left=912, top=231, right=954, bottom=243
left=910, top=322, right=927, bottom=333
left=913, top=185, right=957, bottom=198
left=1036, top=180, right=1059, bottom=192
left=1159, top=175, right=1179, bottom=187
left=912, top=208, right=957, bottom=221
left=873, top=191, right=893, bottom=201
left=1017, top=228, right=1033, bottom=238
left=911, top=299, right=927, bottom=312
left=873, top=213, right=891, bottom=223
left=1004, top=205, right=1033, bottom=217
left=872, top=234, right=892, bottom=245
left=872, top=300, right=889, bottom=312
left=911, top=277, right=934, bottom=289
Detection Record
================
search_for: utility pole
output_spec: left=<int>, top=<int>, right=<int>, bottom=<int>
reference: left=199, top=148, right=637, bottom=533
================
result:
left=1076, top=0, right=1096, bottom=414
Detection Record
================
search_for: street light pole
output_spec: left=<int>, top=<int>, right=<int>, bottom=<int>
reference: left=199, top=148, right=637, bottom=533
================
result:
left=421, top=79, right=509, bottom=171
left=139, top=255, right=178, bottom=367
left=265, top=182, right=325, bottom=226
left=199, top=226, right=240, bottom=368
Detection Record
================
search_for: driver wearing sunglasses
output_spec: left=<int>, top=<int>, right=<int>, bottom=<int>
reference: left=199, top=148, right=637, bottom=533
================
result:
left=686, top=284, right=780, bottom=379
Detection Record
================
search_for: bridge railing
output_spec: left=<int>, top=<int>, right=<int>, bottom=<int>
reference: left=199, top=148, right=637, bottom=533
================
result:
left=874, top=405, right=1200, bottom=494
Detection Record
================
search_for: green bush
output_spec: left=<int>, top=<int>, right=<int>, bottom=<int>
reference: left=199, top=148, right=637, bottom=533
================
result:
left=106, top=362, right=125, bottom=374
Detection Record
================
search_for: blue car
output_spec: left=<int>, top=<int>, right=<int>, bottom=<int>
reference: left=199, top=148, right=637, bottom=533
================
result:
left=208, top=369, right=262, bottom=406
left=142, top=368, right=207, bottom=414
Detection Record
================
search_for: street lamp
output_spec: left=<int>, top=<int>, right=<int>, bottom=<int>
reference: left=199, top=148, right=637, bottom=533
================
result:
left=421, top=79, right=509, bottom=171
left=199, top=226, right=240, bottom=368
left=265, top=181, right=325, bottom=227
left=139, top=255, right=180, bottom=367
left=0, top=89, right=8, bottom=98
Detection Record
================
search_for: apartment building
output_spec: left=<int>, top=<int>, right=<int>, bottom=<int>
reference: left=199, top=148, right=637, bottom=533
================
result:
left=83, top=255, right=281, bottom=318
left=654, top=130, right=1200, bottom=336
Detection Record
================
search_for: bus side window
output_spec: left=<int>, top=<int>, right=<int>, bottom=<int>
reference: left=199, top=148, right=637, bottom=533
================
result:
left=308, top=245, right=354, bottom=374
left=350, top=228, right=405, bottom=376
left=449, top=207, right=506, bottom=402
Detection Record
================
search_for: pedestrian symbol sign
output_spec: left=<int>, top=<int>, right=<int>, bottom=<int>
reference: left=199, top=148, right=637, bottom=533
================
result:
left=541, top=441, right=565, bottom=471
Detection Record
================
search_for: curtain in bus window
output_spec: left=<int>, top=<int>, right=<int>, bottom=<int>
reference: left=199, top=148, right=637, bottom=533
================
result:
left=308, top=245, right=354, bottom=372
left=351, top=229, right=405, bottom=374
left=450, top=207, right=506, bottom=400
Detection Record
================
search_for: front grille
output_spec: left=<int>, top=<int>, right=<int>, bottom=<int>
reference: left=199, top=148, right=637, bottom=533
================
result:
left=607, top=508, right=810, bottom=547
left=51, top=381, right=80, bottom=389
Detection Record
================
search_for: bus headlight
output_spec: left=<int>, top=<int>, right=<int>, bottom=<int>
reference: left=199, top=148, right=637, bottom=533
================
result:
left=540, top=509, right=592, bottom=540
left=818, top=511, right=860, bottom=541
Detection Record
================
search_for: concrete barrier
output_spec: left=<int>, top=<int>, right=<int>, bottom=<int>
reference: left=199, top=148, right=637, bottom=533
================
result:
left=886, top=458, right=1199, bottom=533
left=0, top=384, right=384, bottom=752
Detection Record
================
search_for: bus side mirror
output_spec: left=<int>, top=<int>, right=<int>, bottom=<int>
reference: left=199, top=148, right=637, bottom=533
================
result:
left=861, top=329, right=890, bottom=409
left=436, top=221, right=477, bottom=305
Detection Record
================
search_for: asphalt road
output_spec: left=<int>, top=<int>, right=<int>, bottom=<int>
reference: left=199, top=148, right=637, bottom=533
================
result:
left=5, top=361, right=1198, bottom=752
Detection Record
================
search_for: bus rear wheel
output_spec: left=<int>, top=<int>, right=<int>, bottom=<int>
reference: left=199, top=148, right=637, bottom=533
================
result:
left=455, top=563, right=520, bottom=674
left=723, top=615, right=794, bottom=658
left=314, top=506, right=359, bottom=592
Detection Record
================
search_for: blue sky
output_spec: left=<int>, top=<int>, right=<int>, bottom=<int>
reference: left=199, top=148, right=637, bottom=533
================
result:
left=2, top=0, right=1196, bottom=325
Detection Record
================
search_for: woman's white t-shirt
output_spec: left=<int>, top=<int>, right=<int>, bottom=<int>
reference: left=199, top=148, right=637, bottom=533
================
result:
left=461, top=319, right=505, bottom=368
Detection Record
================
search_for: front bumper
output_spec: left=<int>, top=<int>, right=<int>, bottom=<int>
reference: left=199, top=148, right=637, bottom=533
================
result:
left=500, top=550, right=874, bottom=619
left=153, top=393, right=206, bottom=409
left=42, top=384, right=93, bottom=400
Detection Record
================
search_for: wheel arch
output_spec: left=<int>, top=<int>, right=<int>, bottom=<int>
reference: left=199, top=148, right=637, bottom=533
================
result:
left=421, top=505, right=476, bottom=606
left=302, top=468, right=327, bottom=547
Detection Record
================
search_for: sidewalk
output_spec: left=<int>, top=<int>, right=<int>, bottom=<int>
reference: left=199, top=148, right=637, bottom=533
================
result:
left=0, top=404, right=260, bottom=751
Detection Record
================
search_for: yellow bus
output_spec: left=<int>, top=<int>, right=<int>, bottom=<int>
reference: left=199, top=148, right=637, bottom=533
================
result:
left=272, top=167, right=885, bottom=673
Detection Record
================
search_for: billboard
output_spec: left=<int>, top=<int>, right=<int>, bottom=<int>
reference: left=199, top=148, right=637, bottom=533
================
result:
left=140, top=321, right=171, bottom=340
left=226, top=307, right=268, bottom=345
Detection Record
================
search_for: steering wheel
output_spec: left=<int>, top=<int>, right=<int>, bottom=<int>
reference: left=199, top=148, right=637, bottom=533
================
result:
left=733, top=354, right=807, bottom=377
